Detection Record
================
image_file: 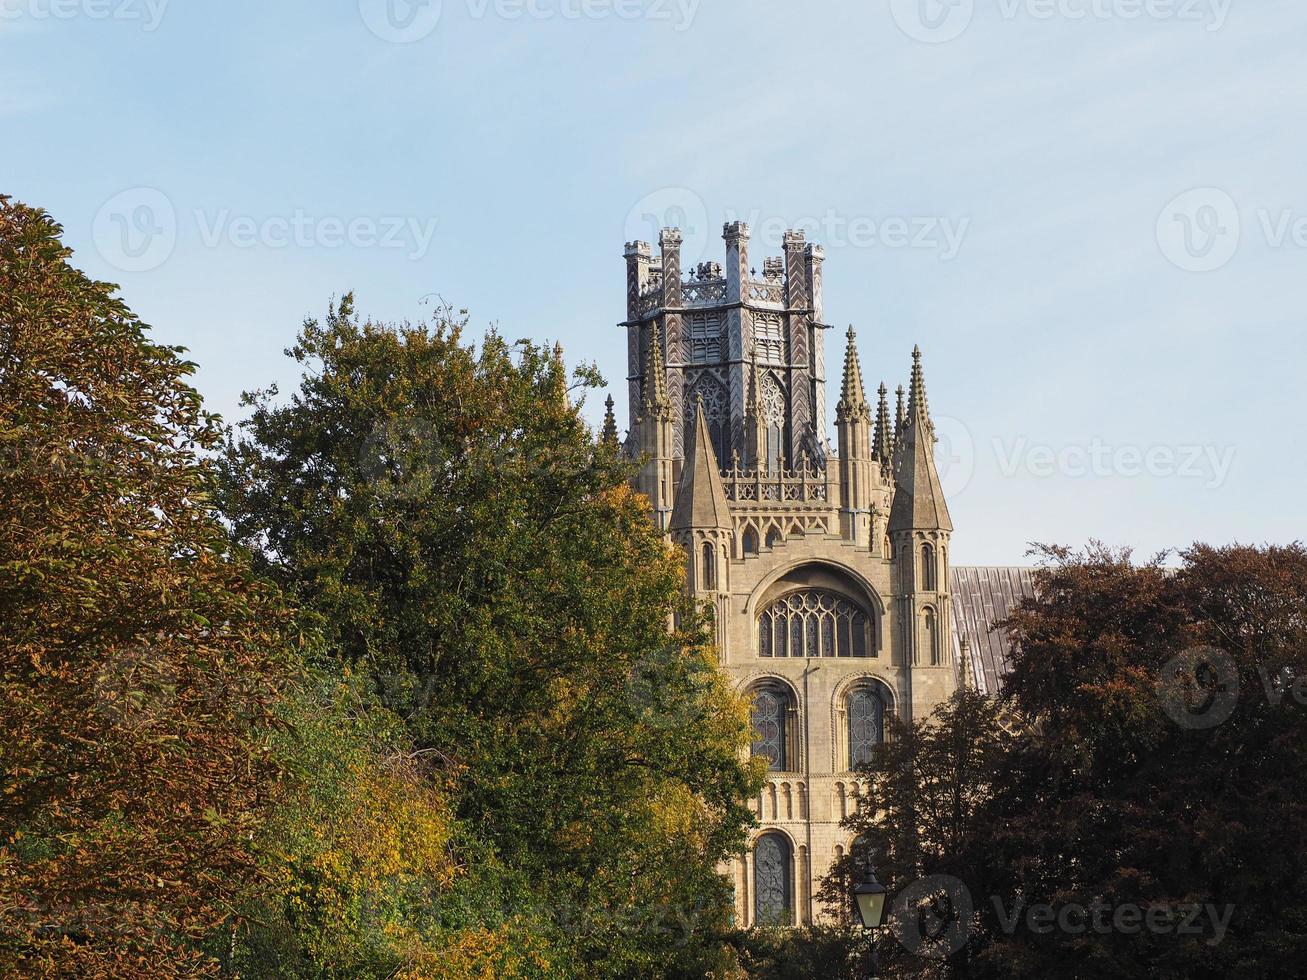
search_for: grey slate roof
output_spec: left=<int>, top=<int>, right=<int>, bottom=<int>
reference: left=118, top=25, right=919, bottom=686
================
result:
left=950, top=566, right=1038, bottom=695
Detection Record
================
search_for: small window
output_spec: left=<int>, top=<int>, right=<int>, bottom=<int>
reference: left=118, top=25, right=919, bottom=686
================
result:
left=922, top=543, right=937, bottom=591
left=702, top=542, right=716, bottom=590
left=743, top=529, right=758, bottom=556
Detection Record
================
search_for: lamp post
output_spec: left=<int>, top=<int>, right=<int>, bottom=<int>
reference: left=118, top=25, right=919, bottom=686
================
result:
left=852, top=858, right=888, bottom=978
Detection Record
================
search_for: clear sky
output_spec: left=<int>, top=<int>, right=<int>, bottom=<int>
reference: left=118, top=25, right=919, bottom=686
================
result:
left=4, top=0, right=1304, bottom=565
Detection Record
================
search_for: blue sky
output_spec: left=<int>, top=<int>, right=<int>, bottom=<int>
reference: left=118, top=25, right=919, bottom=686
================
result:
left=4, top=0, right=1304, bottom=564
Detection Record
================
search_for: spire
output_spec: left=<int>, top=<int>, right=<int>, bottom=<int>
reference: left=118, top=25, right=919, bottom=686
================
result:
left=872, top=382, right=893, bottom=466
left=642, top=325, right=670, bottom=416
left=894, top=384, right=906, bottom=448
left=907, top=344, right=932, bottom=432
left=836, top=325, right=869, bottom=421
left=601, top=394, right=619, bottom=446
left=670, top=398, right=732, bottom=531
left=888, top=346, right=953, bottom=533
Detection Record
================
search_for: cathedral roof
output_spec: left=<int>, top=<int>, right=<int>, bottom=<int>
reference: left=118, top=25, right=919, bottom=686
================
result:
left=669, top=400, right=732, bottom=531
left=951, top=566, right=1038, bottom=695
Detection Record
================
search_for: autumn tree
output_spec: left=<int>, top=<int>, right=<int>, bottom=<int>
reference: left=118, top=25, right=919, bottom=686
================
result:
left=0, top=197, right=293, bottom=975
left=217, top=299, right=761, bottom=978
left=976, top=543, right=1307, bottom=979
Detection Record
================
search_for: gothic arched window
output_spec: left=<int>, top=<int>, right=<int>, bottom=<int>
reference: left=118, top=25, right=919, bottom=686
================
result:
left=701, top=542, right=716, bottom=590
left=685, top=375, right=728, bottom=464
left=844, top=683, right=890, bottom=770
left=754, top=833, right=792, bottom=926
left=749, top=682, right=795, bottom=772
left=742, top=529, right=758, bottom=556
left=921, top=606, right=941, bottom=666
left=922, top=543, right=937, bottom=591
left=758, top=590, right=872, bottom=659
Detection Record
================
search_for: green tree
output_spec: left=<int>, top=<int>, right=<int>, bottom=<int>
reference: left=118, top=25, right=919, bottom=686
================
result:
left=217, top=298, right=761, bottom=978
left=0, top=197, right=292, bottom=976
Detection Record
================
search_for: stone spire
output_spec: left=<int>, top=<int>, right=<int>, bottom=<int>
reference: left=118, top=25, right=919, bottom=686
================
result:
left=670, top=398, right=732, bottom=531
left=893, top=383, right=906, bottom=456
left=835, top=325, right=870, bottom=421
left=872, top=382, right=893, bottom=467
left=888, top=347, right=952, bottom=533
left=907, top=344, right=932, bottom=433
left=601, top=394, right=619, bottom=446
left=642, top=325, right=670, bottom=418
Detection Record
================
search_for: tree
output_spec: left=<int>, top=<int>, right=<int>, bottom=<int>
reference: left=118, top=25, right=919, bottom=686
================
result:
left=217, top=298, right=762, bottom=978
left=818, top=690, right=1011, bottom=979
left=977, top=542, right=1307, bottom=979
left=0, top=197, right=292, bottom=975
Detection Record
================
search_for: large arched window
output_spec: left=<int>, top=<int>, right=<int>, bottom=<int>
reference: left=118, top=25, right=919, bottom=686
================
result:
left=749, top=682, right=796, bottom=772
left=754, top=833, right=792, bottom=926
left=842, top=683, right=891, bottom=770
left=759, top=589, right=872, bottom=659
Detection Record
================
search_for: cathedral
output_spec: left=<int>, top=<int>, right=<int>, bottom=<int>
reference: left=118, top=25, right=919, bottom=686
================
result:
left=610, top=221, right=1034, bottom=928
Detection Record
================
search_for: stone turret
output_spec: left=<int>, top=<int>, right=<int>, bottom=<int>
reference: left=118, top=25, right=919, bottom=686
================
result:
left=635, top=325, right=675, bottom=531
left=889, top=346, right=953, bottom=686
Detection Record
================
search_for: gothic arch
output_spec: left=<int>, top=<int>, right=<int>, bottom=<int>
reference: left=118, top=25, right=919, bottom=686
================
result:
left=746, top=560, right=887, bottom=652
left=832, top=675, right=896, bottom=773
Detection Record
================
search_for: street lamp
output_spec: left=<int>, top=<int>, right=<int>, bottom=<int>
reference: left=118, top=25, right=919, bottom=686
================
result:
left=852, top=860, right=888, bottom=930
left=852, top=858, right=889, bottom=978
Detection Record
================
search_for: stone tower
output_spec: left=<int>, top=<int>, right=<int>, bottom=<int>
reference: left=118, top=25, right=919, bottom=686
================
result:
left=619, top=222, right=957, bottom=928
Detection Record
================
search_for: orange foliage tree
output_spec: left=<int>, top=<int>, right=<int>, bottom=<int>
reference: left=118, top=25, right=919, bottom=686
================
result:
left=0, top=197, right=293, bottom=976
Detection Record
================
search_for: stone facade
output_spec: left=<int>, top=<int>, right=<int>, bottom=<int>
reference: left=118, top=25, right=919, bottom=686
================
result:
left=619, top=222, right=963, bottom=927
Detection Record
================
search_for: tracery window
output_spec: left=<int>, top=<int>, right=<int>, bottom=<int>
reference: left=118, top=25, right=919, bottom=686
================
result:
left=846, top=684, right=889, bottom=769
left=754, top=833, right=792, bottom=926
left=685, top=375, right=728, bottom=464
left=758, top=590, right=872, bottom=659
left=761, top=374, right=785, bottom=472
left=750, top=683, right=792, bottom=771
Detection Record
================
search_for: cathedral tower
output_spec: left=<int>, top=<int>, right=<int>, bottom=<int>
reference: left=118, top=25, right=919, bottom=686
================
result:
left=616, top=222, right=957, bottom=929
